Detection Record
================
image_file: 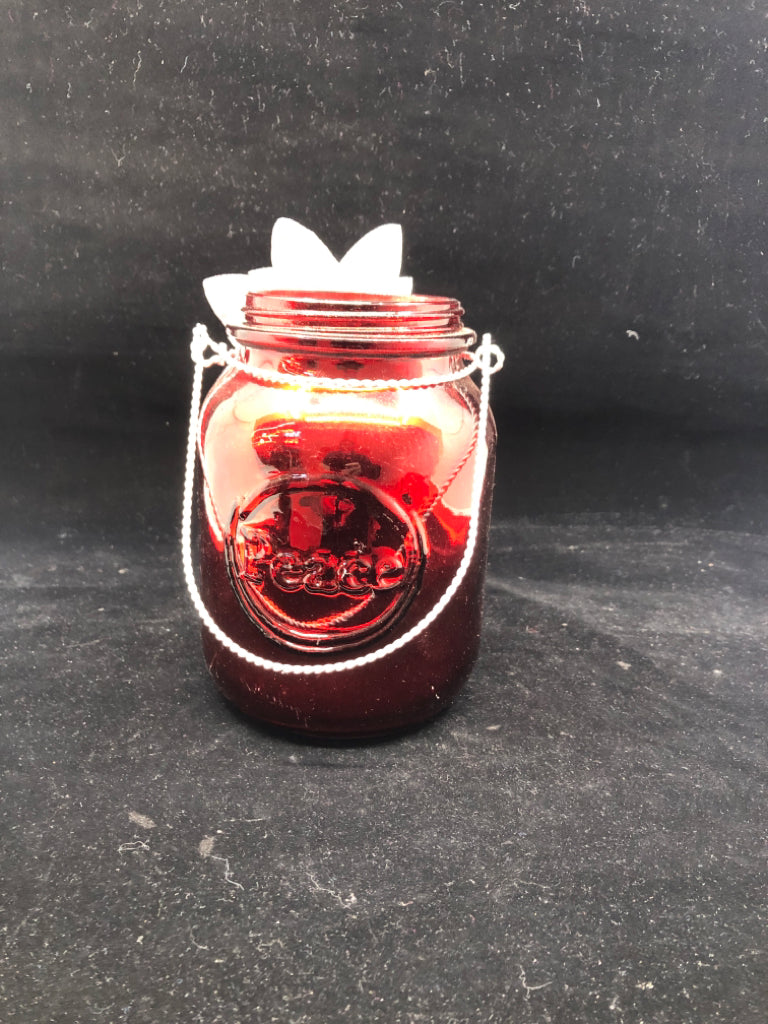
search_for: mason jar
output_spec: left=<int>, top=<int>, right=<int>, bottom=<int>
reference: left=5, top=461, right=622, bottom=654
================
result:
left=191, top=291, right=499, bottom=737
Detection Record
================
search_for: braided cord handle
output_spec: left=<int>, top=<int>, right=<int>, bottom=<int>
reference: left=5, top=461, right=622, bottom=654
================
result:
left=181, top=326, right=504, bottom=675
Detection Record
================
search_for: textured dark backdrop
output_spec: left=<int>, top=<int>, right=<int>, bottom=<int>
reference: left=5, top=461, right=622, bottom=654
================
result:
left=4, top=6, right=768, bottom=1024
left=5, top=0, right=768, bottom=429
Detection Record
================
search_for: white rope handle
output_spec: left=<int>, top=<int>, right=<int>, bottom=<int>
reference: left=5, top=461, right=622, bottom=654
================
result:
left=181, top=326, right=504, bottom=675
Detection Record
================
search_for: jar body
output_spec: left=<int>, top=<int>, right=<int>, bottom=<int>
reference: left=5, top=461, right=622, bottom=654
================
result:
left=196, top=295, right=497, bottom=737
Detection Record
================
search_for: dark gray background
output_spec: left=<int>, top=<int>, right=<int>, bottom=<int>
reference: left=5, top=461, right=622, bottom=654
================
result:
left=5, top=0, right=768, bottom=428
left=3, top=4, right=768, bottom=1024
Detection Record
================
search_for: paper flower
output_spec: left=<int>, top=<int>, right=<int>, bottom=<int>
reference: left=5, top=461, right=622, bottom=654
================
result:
left=203, top=218, right=414, bottom=327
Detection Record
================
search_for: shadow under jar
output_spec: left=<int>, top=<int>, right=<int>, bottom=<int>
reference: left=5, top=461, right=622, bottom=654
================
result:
left=196, top=291, right=497, bottom=737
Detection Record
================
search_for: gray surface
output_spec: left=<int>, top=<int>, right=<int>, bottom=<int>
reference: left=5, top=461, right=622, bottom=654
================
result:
left=3, top=496, right=767, bottom=1022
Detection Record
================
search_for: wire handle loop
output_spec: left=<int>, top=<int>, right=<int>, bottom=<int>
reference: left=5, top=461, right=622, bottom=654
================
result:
left=181, top=324, right=503, bottom=675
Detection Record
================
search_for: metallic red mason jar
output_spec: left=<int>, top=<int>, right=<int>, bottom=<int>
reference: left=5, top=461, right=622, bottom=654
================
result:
left=187, top=291, right=499, bottom=737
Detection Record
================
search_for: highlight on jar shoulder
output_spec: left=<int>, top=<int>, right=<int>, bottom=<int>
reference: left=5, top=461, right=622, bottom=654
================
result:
left=182, top=218, right=504, bottom=738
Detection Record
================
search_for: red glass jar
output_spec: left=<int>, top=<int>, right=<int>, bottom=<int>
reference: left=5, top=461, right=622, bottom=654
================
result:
left=194, top=291, right=497, bottom=737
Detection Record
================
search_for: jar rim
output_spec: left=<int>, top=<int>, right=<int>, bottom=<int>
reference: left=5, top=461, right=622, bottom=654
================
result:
left=231, top=290, right=474, bottom=356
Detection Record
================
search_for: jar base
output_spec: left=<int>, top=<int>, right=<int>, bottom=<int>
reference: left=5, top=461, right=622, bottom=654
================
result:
left=202, top=626, right=477, bottom=740
left=201, top=634, right=473, bottom=741
left=214, top=684, right=459, bottom=743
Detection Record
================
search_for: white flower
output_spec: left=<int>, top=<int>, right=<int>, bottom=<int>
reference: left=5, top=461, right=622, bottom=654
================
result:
left=203, top=218, right=414, bottom=326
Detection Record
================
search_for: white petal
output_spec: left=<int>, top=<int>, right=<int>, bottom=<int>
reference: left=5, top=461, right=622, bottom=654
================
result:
left=337, top=273, right=414, bottom=296
left=246, top=267, right=280, bottom=290
left=339, top=224, right=403, bottom=277
left=270, top=217, right=338, bottom=273
left=202, top=273, right=251, bottom=326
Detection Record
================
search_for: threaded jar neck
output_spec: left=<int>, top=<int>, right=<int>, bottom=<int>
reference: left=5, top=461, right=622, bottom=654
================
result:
left=231, top=291, right=475, bottom=356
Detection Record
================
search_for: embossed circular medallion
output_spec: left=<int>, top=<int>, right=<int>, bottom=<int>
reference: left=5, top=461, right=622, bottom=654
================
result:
left=225, top=479, right=424, bottom=652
